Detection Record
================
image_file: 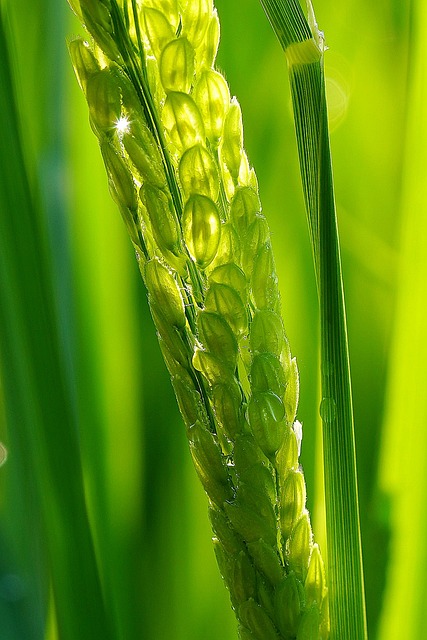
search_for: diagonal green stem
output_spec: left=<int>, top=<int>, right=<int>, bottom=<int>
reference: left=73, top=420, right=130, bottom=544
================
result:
left=259, top=1, right=367, bottom=638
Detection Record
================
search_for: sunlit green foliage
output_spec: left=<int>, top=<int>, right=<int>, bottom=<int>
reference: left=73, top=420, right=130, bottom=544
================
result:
left=0, top=0, right=422, bottom=639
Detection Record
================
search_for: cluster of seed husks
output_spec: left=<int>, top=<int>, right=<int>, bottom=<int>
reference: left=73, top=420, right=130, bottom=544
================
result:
left=69, top=0, right=328, bottom=637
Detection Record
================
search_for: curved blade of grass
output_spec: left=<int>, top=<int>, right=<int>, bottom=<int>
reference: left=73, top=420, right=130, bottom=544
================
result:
left=259, top=1, right=367, bottom=638
left=0, top=10, right=111, bottom=640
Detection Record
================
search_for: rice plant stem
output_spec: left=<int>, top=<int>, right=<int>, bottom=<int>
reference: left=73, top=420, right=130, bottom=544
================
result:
left=108, top=1, right=219, bottom=440
left=130, top=0, right=145, bottom=75
left=109, top=0, right=206, bottom=324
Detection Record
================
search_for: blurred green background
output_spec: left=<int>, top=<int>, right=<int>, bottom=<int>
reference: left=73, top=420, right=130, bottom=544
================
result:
left=0, top=0, right=425, bottom=638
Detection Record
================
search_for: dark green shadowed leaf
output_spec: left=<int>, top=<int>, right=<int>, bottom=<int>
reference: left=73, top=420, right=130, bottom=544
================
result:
left=259, top=1, right=367, bottom=638
left=0, top=11, right=111, bottom=640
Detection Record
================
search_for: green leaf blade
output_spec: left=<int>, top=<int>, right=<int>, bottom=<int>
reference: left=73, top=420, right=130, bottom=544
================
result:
left=259, top=1, right=368, bottom=638
left=259, top=0, right=312, bottom=49
left=0, top=10, right=112, bottom=640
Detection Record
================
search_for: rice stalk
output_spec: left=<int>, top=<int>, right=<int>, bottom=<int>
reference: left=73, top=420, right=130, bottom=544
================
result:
left=67, top=1, right=329, bottom=637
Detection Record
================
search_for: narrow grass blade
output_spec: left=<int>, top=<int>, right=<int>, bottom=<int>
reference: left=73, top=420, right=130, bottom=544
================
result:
left=259, top=1, right=367, bottom=638
left=0, top=11, right=111, bottom=640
